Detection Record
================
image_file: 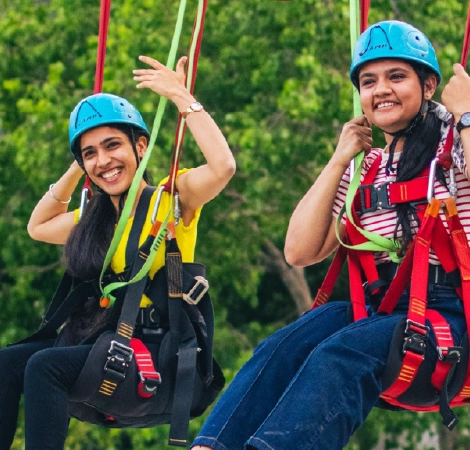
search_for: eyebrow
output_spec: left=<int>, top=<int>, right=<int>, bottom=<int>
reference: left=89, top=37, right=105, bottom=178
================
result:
left=81, top=136, right=122, bottom=155
left=359, top=66, right=410, bottom=81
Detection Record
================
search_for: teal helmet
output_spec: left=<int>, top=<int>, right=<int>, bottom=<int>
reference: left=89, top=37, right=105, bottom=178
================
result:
left=350, top=20, right=441, bottom=88
left=68, top=93, right=149, bottom=158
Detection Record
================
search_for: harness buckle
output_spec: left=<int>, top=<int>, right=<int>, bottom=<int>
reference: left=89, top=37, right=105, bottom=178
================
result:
left=403, top=320, right=429, bottom=356
left=437, top=346, right=463, bottom=363
left=357, top=181, right=394, bottom=216
left=183, top=276, right=209, bottom=305
left=139, top=371, right=162, bottom=396
left=104, top=341, right=134, bottom=379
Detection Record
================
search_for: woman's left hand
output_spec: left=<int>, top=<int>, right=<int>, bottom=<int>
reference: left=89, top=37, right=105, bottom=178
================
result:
left=442, top=63, right=470, bottom=121
left=133, top=55, right=188, bottom=101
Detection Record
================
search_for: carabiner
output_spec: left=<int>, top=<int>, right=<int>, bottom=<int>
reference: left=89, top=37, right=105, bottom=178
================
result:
left=448, top=165, right=457, bottom=199
left=151, top=185, right=166, bottom=224
left=427, top=157, right=438, bottom=203
left=78, top=187, right=89, bottom=221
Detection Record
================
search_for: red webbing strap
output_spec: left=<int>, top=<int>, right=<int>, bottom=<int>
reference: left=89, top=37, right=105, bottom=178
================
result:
left=442, top=197, right=470, bottom=402
left=348, top=248, right=368, bottom=320
left=380, top=199, right=440, bottom=401
left=130, top=338, right=161, bottom=399
left=427, top=310, right=456, bottom=391
left=387, top=177, right=429, bottom=204
left=164, top=0, right=208, bottom=191
left=312, top=244, right=347, bottom=309
left=347, top=154, right=382, bottom=291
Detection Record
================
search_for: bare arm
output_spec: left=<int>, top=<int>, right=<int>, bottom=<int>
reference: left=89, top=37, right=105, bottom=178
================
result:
left=442, top=63, right=470, bottom=175
left=134, top=56, right=236, bottom=225
left=285, top=115, right=372, bottom=267
left=27, top=161, right=84, bottom=244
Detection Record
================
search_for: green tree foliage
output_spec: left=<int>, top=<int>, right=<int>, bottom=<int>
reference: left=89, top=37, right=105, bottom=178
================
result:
left=1, top=0, right=470, bottom=448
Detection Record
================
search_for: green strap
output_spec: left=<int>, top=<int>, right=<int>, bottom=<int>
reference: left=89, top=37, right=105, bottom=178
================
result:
left=334, top=0, right=402, bottom=263
left=99, top=0, right=189, bottom=303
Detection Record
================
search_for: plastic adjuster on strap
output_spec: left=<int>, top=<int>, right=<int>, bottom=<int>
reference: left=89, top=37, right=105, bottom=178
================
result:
left=183, top=276, right=209, bottom=305
left=357, top=181, right=394, bottom=216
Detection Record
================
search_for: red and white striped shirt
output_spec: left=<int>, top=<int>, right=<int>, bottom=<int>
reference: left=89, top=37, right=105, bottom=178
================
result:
left=332, top=103, right=470, bottom=264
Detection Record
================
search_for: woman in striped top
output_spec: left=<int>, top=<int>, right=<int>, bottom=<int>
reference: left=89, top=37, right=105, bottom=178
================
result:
left=192, top=20, right=470, bottom=450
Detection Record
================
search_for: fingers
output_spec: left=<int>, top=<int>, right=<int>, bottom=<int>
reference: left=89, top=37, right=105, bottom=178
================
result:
left=453, top=63, right=467, bottom=77
left=138, top=55, right=165, bottom=69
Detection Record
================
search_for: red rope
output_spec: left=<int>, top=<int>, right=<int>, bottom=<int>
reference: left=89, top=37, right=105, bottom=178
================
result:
left=165, top=0, right=209, bottom=190
left=461, top=1, right=470, bottom=68
left=81, top=0, right=112, bottom=197
left=94, top=0, right=112, bottom=94
left=360, top=0, right=370, bottom=33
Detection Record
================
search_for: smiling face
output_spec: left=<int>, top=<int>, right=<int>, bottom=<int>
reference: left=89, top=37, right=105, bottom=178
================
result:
left=358, top=59, right=437, bottom=138
left=80, top=126, right=146, bottom=204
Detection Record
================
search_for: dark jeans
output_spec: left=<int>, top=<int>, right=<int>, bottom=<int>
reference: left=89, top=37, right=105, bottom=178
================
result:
left=191, top=285, right=466, bottom=450
left=0, top=339, right=91, bottom=450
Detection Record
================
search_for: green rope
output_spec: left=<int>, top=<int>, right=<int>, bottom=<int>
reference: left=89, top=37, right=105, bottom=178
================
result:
left=335, top=0, right=403, bottom=263
left=99, top=0, right=189, bottom=304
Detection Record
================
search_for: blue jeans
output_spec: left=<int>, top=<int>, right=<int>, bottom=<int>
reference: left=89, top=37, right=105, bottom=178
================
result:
left=0, top=340, right=91, bottom=450
left=192, top=285, right=466, bottom=450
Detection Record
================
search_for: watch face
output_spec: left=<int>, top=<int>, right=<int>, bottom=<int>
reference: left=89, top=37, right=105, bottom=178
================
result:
left=191, top=102, right=203, bottom=112
left=462, top=113, right=470, bottom=127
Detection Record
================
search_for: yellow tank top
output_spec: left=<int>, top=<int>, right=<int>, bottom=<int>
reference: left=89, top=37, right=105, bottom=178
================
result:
left=75, top=169, right=200, bottom=307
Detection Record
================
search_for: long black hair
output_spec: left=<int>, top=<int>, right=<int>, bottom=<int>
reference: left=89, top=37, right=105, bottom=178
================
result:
left=63, top=123, right=152, bottom=281
left=391, top=62, right=444, bottom=254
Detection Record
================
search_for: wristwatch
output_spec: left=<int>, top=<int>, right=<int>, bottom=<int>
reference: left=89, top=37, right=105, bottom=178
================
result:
left=181, top=101, right=204, bottom=119
left=456, top=112, right=470, bottom=133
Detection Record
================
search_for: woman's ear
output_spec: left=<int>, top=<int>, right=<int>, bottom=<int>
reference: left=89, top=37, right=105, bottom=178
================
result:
left=136, top=135, right=147, bottom=158
left=424, top=75, right=438, bottom=100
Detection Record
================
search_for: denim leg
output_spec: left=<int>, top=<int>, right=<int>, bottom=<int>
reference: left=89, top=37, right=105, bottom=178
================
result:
left=192, top=302, right=351, bottom=450
left=24, top=344, right=92, bottom=450
left=0, top=340, right=55, bottom=450
left=245, top=313, right=402, bottom=450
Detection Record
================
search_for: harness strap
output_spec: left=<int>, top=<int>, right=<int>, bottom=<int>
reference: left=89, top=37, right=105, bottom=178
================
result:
left=131, top=337, right=162, bottom=398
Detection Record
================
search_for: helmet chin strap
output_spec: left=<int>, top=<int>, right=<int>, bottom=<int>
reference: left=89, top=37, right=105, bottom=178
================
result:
left=379, top=99, right=429, bottom=177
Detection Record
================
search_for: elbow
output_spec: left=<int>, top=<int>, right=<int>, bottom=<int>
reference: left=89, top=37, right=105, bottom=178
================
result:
left=284, top=242, right=313, bottom=267
left=27, top=222, right=40, bottom=241
left=223, top=155, right=236, bottom=180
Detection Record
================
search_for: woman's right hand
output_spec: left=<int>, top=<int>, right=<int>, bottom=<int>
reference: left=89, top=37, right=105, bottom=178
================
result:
left=331, top=115, right=372, bottom=168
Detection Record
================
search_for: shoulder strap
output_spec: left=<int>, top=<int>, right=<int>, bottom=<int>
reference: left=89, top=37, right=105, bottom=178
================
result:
left=125, top=186, right=157, bottom=267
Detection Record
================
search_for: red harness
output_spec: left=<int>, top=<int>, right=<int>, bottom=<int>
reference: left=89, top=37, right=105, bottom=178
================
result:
left=313, top=150, right=470, bottom=429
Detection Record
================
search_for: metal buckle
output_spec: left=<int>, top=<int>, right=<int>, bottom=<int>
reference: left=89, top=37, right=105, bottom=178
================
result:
left=139, top=371, right=162, bottom=395
left=108, top=340, right=134, bottom=362
left=183, top=276, right=209, bottom=305
left=357, top=182, right=394, bottom=215
left=402, top=320, right=429, bottom=356
left=437, top=346, right=462, bottom=363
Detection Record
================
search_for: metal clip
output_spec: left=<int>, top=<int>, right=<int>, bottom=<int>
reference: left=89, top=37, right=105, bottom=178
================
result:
left=448, top=165, right=457, bottom=199
left=427, top=157, right=439, bottom=203
left=151, top=185, right=166, bottom=224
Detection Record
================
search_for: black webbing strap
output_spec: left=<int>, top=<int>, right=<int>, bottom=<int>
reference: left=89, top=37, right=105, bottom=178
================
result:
left=125, top=186, right=157, bottom=267
left=107, top=186, right=157, bottom=328
left=11, top=275, right=101, bottom=345
left=166, top=238, right=199, bottom=447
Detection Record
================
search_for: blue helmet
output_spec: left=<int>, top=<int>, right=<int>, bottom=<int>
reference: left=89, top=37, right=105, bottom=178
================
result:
left=68, top=93, right=149, bottom=155
left=350, top=20, right=441, bottom=88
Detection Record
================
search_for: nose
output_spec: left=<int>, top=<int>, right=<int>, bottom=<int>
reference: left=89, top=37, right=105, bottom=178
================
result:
left=96, top=149, right=112, bottom=167
left=374, top=78, right=392, bottom=97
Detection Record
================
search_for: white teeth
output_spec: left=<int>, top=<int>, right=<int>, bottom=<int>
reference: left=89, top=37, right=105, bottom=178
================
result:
left=377, top=102, right=395, bottom=109
left=102, top=168, right=121, bottom=179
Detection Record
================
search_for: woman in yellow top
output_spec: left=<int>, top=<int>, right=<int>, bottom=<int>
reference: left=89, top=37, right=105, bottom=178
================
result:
left=0, top=55, right=235, bottom=449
